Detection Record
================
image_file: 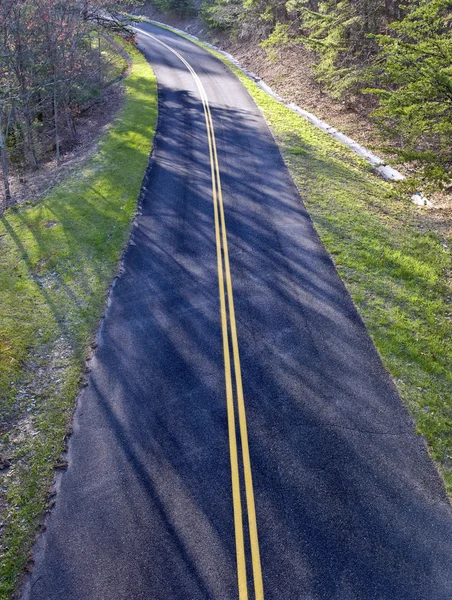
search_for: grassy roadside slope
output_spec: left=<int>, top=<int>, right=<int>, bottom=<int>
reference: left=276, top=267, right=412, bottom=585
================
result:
left=140, top=19, right=452, bottom=495
left=0, top=43, right=157, bottom=598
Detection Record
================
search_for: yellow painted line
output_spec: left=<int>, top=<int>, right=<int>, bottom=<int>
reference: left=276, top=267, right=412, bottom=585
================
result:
left=206, top=104, right=264, bottom=600
left=135, top=27, right=263, bottom=600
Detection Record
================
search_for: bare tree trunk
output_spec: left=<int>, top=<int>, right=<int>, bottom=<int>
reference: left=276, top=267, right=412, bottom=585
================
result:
left=22, top=109, right=38, bottom=169
left=0, top=191, right=7, bottom=214
left=98, top=30, right=102, bottom=87
left=54, top=81, right=60, bottom=165
left=66, top=109, right=77, bottom=143
left=0, top=145, right=12, bottom=209
left=0, top=106, right=13, bottom=210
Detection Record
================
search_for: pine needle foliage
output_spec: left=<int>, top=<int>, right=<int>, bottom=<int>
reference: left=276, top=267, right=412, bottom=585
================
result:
left=366, top=0, right=452, bottom=185
left=202, top=0, right=452, bottom=184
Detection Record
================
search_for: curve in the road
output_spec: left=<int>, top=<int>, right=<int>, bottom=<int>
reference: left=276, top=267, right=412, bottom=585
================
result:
left=21, top=22, right=452, bottom=600
left=138, top=28, right=264, bottom=599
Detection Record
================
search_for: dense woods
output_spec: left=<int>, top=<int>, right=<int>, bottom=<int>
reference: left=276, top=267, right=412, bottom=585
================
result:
left=0, top=0, right=136, bottom=211
left=160, top=0, right=452, bottom=187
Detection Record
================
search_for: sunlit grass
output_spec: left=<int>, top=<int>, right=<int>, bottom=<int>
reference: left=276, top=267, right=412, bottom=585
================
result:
left=0, top=43, right=157, bottom=598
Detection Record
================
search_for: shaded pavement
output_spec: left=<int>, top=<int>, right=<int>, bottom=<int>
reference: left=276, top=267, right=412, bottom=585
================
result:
left=21, top=23, right=452, bottom=600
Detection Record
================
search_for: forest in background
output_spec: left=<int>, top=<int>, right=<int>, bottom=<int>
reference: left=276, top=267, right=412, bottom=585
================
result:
left=0, top=0, right=140, bottom=212
left=2, top=1, right=450, bottom=205
left=150, top=0, right=452, bottom=190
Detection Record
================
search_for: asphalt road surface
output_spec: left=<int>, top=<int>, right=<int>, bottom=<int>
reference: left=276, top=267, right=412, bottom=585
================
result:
left=22, top=22, right=452, bottom=600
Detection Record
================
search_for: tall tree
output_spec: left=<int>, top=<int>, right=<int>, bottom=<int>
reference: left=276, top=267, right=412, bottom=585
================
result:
left=367, top=0, right=452, bottom=184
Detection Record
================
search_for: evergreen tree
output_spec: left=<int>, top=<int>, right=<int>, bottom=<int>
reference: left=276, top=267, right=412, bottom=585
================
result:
left=367, top=0, right=452, bottom=184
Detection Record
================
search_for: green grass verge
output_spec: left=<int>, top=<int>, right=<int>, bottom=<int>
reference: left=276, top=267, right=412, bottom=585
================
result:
left=140, top=18, right=452, bottom=493
left=0, top=42, right=157, bottom=598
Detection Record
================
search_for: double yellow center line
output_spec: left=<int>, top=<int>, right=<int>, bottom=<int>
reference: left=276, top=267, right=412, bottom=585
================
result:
left=135, top=28, right=264, bottom=600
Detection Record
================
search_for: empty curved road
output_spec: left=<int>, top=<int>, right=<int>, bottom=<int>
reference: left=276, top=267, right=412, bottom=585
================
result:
left=22, top=22, right=452, bottom=600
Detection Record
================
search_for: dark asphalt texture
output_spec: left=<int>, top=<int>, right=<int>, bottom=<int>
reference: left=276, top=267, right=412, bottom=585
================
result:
left=22, top=23, right=452, bottom=600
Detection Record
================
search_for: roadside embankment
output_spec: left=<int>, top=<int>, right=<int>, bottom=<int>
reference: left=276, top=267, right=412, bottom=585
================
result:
left=0, top=41, right=157, bottom=599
